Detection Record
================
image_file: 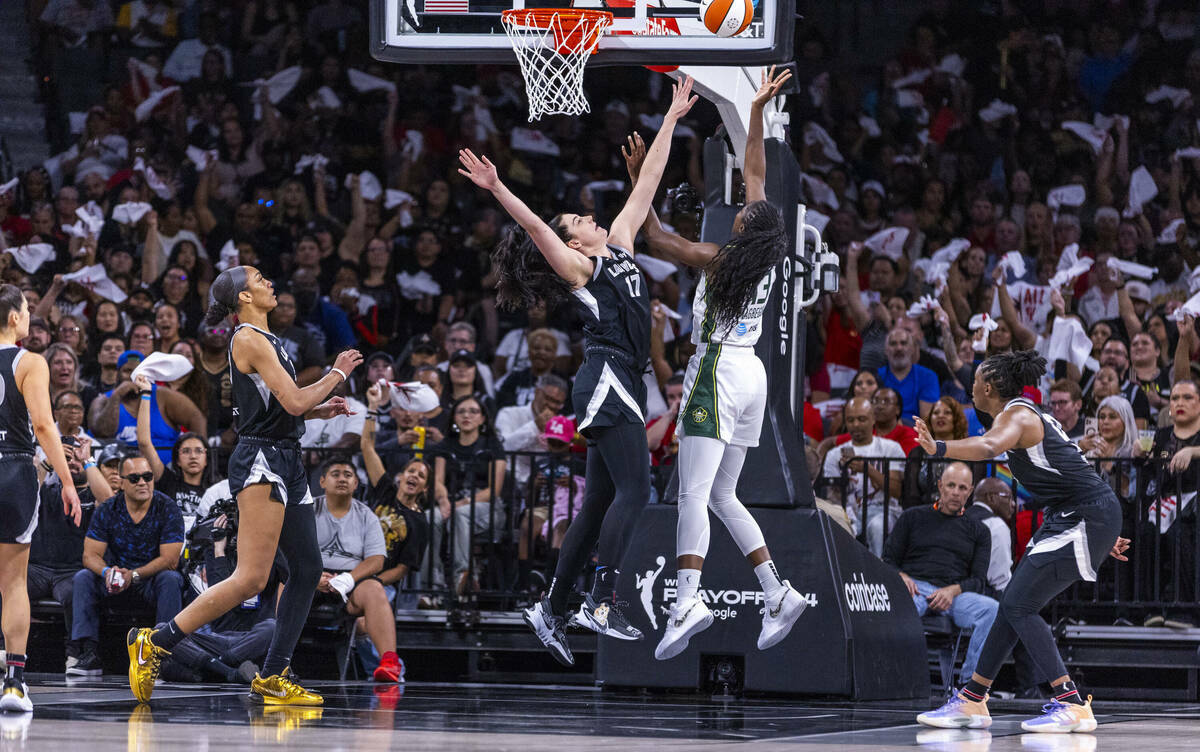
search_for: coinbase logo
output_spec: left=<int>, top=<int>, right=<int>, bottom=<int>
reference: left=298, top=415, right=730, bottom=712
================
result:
left=843, top=572, right=892, bottom=612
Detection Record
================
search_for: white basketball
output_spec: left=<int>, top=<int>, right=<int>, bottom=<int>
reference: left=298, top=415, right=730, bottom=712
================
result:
left=698, top=0, right=753, bottom=38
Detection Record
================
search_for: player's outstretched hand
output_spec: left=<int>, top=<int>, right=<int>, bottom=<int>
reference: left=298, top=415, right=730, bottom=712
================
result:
left=458, top=149, right=501, bottom=192
left=313, top=397, right=355, bottom=420
left=752, top=65, right=792, bottom=107
left=622, top=133, right=646, bottom=183
left=913, top=416, right=937, bottom=454
left=333, top=348, right=363, bottom=377
left=666, top=75, right=698, bottom=121
left=1109, top=536, right=1130, bottom=561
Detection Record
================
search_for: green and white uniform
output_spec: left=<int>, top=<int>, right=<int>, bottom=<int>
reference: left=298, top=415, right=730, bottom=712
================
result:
left=678, top=269, right=774, bottom=447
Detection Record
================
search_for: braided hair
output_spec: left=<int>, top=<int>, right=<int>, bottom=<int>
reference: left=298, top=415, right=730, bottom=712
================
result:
left=979, top=349, right=1047, bottom=400
left=492, top=224, right=573, bottom=311
left=701, top=201, right=788, bottom=336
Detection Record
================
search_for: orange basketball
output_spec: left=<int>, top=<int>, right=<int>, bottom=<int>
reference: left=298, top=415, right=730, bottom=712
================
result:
left=699, top=0, right=753, bottom=38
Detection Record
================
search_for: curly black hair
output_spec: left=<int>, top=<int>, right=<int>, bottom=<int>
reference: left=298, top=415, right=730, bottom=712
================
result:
left=700, top=201, right=788, bottom=336
left=979, top=349, right=1047, bottom=400
left=492, top=223, right=574, bottom=311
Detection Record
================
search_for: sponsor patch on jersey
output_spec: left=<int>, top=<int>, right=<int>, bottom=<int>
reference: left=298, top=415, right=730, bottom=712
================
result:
left=736, top=322, right=748, bottom=335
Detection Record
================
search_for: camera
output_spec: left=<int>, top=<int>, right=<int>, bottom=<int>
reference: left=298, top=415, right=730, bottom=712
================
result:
left=667, top=183, right=702, bottom=217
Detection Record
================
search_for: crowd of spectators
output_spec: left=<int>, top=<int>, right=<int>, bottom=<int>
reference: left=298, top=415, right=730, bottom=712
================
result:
left=3, top=0, right=1200, bottom=678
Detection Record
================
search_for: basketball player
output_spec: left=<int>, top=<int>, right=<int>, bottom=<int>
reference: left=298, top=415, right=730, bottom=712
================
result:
left=0, top=286, right=82, bottom=713
left=622, top=67, right=807, bottom=660
left=127, top=267, right=362, bottom=705
left=914, top=351, right=1129, bottom=733
left=457, top=76, right=698, bottom=665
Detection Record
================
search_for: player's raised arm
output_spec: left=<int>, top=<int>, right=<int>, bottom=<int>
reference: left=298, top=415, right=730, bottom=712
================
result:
left=608, top=76, right=698, bottom=251
left=744, top=66, right=791, bottom=204
left=458, top=149, right=592, bottom=288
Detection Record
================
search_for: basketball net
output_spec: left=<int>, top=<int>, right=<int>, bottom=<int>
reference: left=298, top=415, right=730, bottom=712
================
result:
left=501, top=9, right=613, bottom=121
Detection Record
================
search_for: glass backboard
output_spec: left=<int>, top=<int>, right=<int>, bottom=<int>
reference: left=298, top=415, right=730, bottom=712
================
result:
left=369, top=0, right=794, bottom=66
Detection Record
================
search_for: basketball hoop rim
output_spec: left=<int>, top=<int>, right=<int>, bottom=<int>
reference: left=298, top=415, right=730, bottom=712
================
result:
left=500, top=8, right=614, bottom=30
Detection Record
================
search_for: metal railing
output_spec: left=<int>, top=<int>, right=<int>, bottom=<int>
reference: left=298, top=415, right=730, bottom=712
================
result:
left=816, top=453, right=1200, bottom=620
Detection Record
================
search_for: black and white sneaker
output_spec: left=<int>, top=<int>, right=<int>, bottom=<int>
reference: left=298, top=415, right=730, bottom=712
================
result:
left=0, top=678, right=32, bottom=713
left=65, top=649, right=102, bottom=678
left=522, top=597, right=575, bottom=666
left=569, top=594, right=644, bottom=641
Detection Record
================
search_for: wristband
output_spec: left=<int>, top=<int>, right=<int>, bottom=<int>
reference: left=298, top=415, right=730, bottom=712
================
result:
left=102, top=566, right=110, bottom=579
left=330, top=367, right=348, bottom=382
left=140, top=395, right=152, bottom=402
left=83, top=461, right=96, bottom=470
left=935, top=440, right=947, bottom=458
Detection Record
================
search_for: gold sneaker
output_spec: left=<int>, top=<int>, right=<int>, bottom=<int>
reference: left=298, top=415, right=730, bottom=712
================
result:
left=250, top=668, right=323, bottom=706
left=126, top=628, right=170, bottom=704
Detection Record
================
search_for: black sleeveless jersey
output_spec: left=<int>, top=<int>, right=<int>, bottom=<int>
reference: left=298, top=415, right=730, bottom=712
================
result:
left=0, top=346, right=34, bottom=455
left=571, top=244, right=651, bottom=370
left=1001, top=397, right=1110, bottom=504
left=229, top=324, right=304, bottom=441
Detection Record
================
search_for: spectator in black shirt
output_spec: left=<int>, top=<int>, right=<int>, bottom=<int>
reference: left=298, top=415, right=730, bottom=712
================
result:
left=1048, top=380, right=1086, bottom=440
left=361, top=388, right=432, bottom=609
left=196, top=320, right=235, bottom=447
left=1130, top=331, right=1170, bottom=421
left=93, top=334, right=126, bottom=394
left=431, top=395, right=507, bottom=594
left=495, top=329, right=567, bottom=410
left=134, top=374, right=208, bottom=524
left=884, top=462, right=998, bottom=683
left=6, top=437, right=112, bottom=676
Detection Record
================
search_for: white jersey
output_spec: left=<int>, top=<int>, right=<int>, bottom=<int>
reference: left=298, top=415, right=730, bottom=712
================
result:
left=690, top=268, right=775, bottom=346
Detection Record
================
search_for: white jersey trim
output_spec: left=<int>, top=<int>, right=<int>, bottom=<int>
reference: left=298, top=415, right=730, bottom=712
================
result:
left=577, top=361, right=645, bottom=431
left=1026, top=520, right=1096, bottom=581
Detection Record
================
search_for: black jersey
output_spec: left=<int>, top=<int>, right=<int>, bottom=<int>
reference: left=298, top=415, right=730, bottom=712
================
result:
left=1001, top=397, right=1110, bottom=505
left=571, top=244, right=651, bottom=370
left=0, top=346, right=34, bottom=455
left=229, top=324, right=304, bottom=441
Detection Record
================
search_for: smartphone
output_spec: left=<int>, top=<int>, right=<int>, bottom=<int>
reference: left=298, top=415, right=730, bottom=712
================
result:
left=1084, top=417, right=1098, bottom=436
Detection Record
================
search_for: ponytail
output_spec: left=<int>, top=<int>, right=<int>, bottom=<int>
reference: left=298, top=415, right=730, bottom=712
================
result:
left=205, top=266, right=249, bottom=327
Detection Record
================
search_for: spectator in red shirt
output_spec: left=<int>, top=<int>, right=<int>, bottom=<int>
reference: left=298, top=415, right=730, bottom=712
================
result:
left=826, top=387, right=919, bottom=456
left=647, top=374, right=683, bottom=466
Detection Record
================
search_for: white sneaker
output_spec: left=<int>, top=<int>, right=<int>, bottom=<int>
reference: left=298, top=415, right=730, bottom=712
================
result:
left=1020, top=697, right=1097, bottom=733
left=0, top=679, right=32, bottom=713
left=757, top=581, right=807, bottom=650
left=654, top=597, right=714, bottom=661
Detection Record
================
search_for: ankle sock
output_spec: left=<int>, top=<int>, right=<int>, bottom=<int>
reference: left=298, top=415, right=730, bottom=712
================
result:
left=676, top=568, right=701, bottom=603
left=151, top=619, right=186, bottom=650
left=754, top=560, right=787, bottom=602
left=590, top=566, right=617, bottom=604
left=203, top=656, right=238, bottom=683
left=961, top=679, right=990, bottom=702
left=5, top=653, right=25, bottom=683
left=1053, top=680, right=1084, bottom=705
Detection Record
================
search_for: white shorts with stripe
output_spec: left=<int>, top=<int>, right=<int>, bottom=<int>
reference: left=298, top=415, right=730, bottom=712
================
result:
left=677, top=343, right=767, bottom=447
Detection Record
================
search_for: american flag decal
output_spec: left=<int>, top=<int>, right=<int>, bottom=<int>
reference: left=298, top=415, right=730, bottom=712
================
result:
left=425, top=0, right=469, bottom=11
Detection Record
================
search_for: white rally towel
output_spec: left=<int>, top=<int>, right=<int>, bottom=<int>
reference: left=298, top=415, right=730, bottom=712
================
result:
left=637, top=113, right=696, bottom=140
left=0, top=177, right=18, bottom=196
left=891, top=69, right=931, bottom=89
left=1170, top=290, right=1200, bottom=322
left=310, top=86, right=341, bottom=110
left=858, top=115, right=882, bottom=138
left=1047, top=184, right=1086, bottom=211
left=979, top=99, right=1017, bottom=124
left=384, top=189, right=414, bottom=210
left=969, top=312, right=1000, bottom=352
left=348, top=69, right=397, bottom=94
left=1175, top=147, right=1200, bottom=161
left=907, top=294, right=939, bottom=317
left=293, top=153, right=329, bottom=175
left=1190, top=267, right=1200, bottom=295
left=936, top=54, right=965, bottom=77
left=803, top=122, right=844, bottom=163
left=805, top=208, right=830, bottom=234
left=346, top=171, right=383, bottom=201
left=387, top=381, right=441, bottom=413
left=451, top=84, right=482, bottom=113
left=921, top=260, right=952, bottom=294
left=244, top=66, right=301, bottom=118
left=1107, top=256, right=1155, bottom=280
left=1123, top=166, right=1158, bottom=218
left=74, top=205, right=104, bottom=237
left=1160, top=218, right=1186, bottom=244
left=998, top=251, right=1027, bottom=280
left=402, top=130, right=424, bottom=161
left=61, top=221, right=88, bottom=239
left=216, top=239, right=239, bottom=272
left=131, top=352, right=193, bottom=384
left=134, top=86, right=180, bottom=122
left=511, top=128, right=561, bottom=157
left=1048, top=244, right=1093, bottom=289
left=396, top=270, right=441, bottom=299
left=931, top=237, right=970, bottom=265
left=634, top=254, right=677, bottom=283
left=1145, top=85, right=1191, bottom=109
left=895, top=89, right=924, bottom=109
left=1046, top=316, right=1094, bottom=370
left=133, top=157, right=172, bottom=200
left=9, top=243, right=56, bottom=274
left=186, top=145, right=218, bottom=172
left=112, top=202, right=153, bottom=225
left=1061, top=121, right=1107, bottom=154
left=864, top=227, right=909, bottom=260
left=62, top=264, right=127, bottom=302
left=1093, top=113, right=1130, bottom=132
left=800, top=173, right=839, bottom=210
